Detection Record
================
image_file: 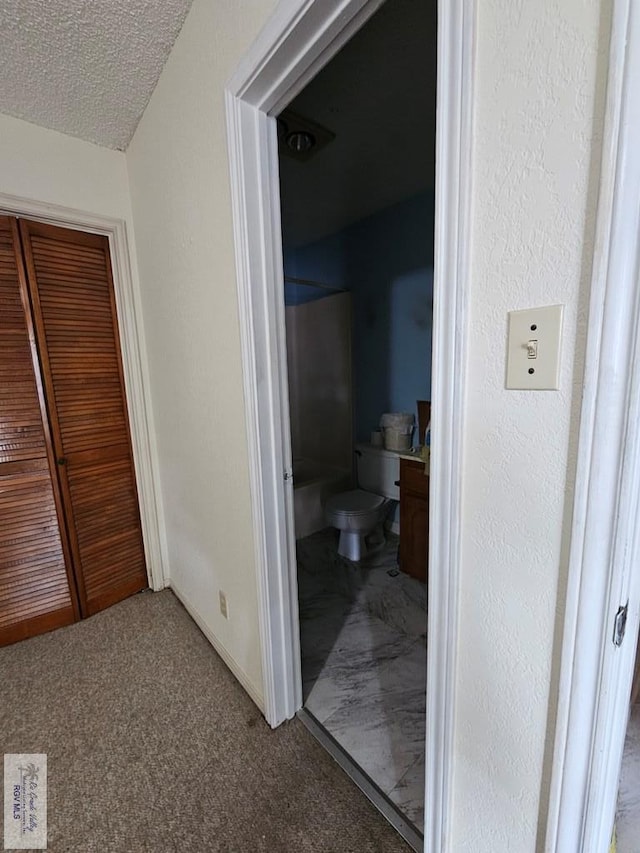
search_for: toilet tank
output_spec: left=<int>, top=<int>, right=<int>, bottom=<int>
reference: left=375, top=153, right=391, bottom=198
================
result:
left=355, top=443, right=400, bottom=500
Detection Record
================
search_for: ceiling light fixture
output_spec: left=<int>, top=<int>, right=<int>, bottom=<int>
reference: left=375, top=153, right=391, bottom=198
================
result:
left=277, top=109, right=334, bottom=162
left=286, top=130, right=316, bottom=154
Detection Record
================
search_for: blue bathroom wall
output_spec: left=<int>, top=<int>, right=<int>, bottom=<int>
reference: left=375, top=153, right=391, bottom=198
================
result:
left=284, top=192, right=433, bottom=443
left=283, top=237, right=348, bottom=290
left=283, top=281, right=327, bottom=305
left=283, top=244, right=350, bottom=305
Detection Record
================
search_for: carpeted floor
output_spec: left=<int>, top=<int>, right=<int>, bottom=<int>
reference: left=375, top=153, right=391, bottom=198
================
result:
left=0, top=590, right=409, bottom=852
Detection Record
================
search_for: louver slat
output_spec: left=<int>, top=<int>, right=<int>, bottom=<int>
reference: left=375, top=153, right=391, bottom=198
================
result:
left=20, top=221, right=147, bottom=616
left=0, top=217, right=76, bottom=645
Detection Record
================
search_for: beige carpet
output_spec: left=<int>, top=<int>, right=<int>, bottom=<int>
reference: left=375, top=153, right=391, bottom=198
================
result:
left=0, top=589, right=410, bottom=852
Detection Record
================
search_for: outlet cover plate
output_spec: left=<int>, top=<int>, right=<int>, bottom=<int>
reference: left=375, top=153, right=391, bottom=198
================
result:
left=219, top=591, right=228, bottom=619
left=506, top=304, right=563, bottom=390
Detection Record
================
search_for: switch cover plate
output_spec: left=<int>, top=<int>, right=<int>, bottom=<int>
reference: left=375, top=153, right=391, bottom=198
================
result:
left=506, top=304, right=563, bottom=390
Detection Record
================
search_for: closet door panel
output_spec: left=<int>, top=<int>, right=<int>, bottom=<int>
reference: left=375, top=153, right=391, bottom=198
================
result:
left=0, top=217, right=77, bottom=644
left=19, top=220, right=147, bottom=616
left=68, top=452, right=147, bottom=612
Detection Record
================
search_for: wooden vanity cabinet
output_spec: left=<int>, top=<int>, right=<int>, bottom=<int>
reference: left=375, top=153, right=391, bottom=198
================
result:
left=398, top=457, right=429, bottom=583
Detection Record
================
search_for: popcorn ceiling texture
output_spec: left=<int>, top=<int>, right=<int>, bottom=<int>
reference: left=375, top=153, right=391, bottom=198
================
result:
left=0, top=0, right=194, bottom=150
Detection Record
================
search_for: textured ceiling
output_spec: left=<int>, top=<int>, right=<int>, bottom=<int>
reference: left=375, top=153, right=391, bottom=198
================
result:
left=0, top=0, right=194, bottom=150
left=278, top=0, right=437, bottom=247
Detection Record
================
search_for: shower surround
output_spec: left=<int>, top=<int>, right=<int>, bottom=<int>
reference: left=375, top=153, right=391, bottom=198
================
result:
left=285, top=290, right=353, bottom=538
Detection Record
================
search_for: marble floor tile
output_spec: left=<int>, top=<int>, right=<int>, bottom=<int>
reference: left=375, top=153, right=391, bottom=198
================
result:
left=389, top=752, right=426, bottom=827
left=302, top=619, right=420, bottom=723
left=617, top=700, right=640, bottom=851
left=297, top=529, right=426, bottom=631
left=297, top=527, right=427, bottom=833
left=321, top=685, right=426, bottom=797
left=377, top=635, right=428, bottom=693
left=302, top=604, right=420, bottom=683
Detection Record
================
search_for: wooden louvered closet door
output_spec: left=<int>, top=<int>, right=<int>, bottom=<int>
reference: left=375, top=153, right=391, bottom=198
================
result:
left=19, top=220, right=147, bottom=618
left=0, top=217, right=78, bottom=644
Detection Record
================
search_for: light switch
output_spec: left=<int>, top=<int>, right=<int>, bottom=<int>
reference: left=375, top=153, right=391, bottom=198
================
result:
left=506, top=305, right=563, bottom=390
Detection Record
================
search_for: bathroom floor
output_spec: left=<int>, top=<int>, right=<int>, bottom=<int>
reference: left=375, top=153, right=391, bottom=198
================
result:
left=296, top=528, right=428, bottom=831
left=616, top=696, right=640, bottom=851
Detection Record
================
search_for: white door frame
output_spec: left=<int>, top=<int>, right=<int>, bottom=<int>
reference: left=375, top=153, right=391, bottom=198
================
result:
left=545, top=1, right=640, bottom=850
left=0, top=192, right=169, bottom=593
left=225, top=0, right=475, bottom=849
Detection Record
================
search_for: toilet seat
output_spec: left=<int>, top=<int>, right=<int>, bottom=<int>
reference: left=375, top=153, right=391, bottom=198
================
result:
left=324, top=489, right=390, bottom=561
left=324, top=444, right=400, bottom=561
left=325, top=489, right=385, bottom=517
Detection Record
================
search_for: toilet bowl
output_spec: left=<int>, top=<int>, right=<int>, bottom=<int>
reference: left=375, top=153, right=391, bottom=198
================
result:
left=324, top=443, right=400, bottom=561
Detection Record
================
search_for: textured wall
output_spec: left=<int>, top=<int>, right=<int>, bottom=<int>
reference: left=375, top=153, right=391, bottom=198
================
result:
left=120, top=0, right=609, bottom=843
left=126, top=0, right=277, bottom=707
left=0, top=112, right=132, bottom=217
left=452, top=0, right=610, bottom=850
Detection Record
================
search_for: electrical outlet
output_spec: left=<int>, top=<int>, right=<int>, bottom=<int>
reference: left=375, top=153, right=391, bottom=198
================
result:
left=219, top=591, right=229, bottom=619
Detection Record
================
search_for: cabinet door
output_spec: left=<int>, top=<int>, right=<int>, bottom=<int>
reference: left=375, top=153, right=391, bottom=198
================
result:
left=20, top=220, right=148, bottom=616
left=401, top=495, right=429, bottom=582
left=0, top=217, right=77, bottom=644
left=399, top=458, right=429, bottom=582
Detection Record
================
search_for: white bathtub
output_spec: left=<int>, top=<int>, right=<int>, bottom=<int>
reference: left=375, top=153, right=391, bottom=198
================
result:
left=292, top=458, right=352, bottom=539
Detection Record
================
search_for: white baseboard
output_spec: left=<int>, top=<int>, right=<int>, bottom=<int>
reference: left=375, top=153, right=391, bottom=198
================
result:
left=168, top=581, right=265, bottom=714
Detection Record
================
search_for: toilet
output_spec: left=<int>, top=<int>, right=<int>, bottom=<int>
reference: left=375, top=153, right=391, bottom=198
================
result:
left=324, top=442, right=400, bottom=561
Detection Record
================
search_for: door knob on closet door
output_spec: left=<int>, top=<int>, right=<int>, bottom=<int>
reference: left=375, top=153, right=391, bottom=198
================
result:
left=56, top=457, right=67, bottom=466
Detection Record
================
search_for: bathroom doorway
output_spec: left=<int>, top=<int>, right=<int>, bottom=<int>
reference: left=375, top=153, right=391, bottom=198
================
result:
left=278, top=0, right=435, bottom=844
left=225, top=0, right=473, bottom=847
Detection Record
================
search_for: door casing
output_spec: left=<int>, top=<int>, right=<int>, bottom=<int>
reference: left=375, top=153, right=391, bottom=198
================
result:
left=545, top=1, right=640, bottom=850
left=224, top=1, right=476, bottom=850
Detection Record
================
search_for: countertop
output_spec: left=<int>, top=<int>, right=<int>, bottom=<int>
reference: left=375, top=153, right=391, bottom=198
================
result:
left=357, top=442, right=430, bottom=475
left=399, top=446, right=430, bottom=477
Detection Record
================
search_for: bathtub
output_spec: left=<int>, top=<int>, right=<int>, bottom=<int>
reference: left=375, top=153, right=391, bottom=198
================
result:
left=292, top=458, right=352, bottom=539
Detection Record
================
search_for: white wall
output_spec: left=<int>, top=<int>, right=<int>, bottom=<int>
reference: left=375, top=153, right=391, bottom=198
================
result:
left=126, top=0, right=277, bottom=708
left=92, top=0, right=607, bottom=845
left=0, top=112, right=132, bottom=220
left=0, top=112, right=167, bottom=594
left=452, top=1, right=610, bottom=851
left=0, top=0, right=611, bottom=845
